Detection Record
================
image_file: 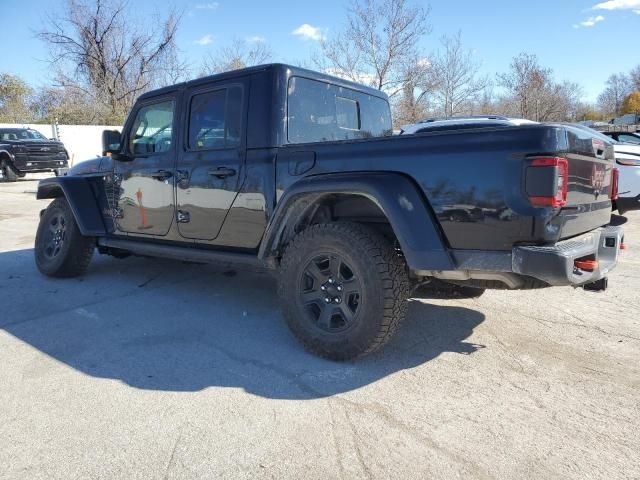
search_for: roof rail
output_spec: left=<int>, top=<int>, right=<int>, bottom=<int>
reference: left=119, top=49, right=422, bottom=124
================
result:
left=418, top=115, right=509, bottom=124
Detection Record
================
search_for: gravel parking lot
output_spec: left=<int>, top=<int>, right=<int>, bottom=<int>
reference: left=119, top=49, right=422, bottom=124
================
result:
left=1, top=175, right=639, bottom=480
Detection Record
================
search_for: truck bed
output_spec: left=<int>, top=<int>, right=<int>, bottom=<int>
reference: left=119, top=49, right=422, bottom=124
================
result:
left=276, top=124, right=615, bottom=251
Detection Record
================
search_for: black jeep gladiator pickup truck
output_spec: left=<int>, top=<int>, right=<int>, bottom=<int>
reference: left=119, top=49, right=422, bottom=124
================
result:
left=34, top=64, right=624, bottom=360
left=0, top=128, right=69, bottom=181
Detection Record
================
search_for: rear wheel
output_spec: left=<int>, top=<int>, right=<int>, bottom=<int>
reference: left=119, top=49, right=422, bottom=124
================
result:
left=35, top=197, right=95, bottom=277
left=278, top=223, right=410, bottom=360
left=0, top=159, right=19, bottom=182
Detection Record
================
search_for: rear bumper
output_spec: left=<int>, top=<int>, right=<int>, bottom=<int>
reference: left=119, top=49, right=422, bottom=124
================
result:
left=414, top=224, right=624, bottom=289
left=513, top=224, right=624, bottom=286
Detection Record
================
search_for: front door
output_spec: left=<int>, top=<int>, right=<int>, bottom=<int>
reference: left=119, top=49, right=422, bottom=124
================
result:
left=114, top=97, right=177, bottom=236
left=176, top=82, right=246, bottom=240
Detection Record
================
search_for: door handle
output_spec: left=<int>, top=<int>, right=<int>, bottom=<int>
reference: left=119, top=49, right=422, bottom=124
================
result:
left=151, top=170, right=172, bottom=180
left=208, top=167, right=236, bottom=178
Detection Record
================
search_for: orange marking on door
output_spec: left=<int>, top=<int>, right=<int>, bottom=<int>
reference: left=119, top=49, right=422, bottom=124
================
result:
left=136, top=188, right=148, bottom=228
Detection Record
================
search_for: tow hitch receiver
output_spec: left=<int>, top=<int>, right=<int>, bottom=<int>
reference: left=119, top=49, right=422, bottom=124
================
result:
left=583, top=277, right=608, bottom=292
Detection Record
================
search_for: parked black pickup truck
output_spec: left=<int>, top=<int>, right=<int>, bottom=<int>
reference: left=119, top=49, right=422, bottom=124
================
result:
left=34, top=64, right=624, bottom=360
left=0, top=128, right=69, bottom=181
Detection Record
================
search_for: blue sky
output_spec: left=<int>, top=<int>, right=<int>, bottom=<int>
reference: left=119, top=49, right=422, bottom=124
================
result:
left=2, top=0, right=639, bottom=102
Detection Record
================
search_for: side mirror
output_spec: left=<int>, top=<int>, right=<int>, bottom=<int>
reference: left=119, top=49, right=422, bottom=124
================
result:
left=101, top=129, right=131, bottom=161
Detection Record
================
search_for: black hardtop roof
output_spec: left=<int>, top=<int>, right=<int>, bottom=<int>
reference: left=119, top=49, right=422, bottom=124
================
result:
left=137, top=63, right=388, bottom=102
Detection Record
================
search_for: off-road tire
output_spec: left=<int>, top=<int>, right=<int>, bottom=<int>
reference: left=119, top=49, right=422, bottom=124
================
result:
left=278, top=222, right=410, bottom=361
left=0, top=159, right=19, bottom=182
left=35, top=197, right=95, bottom=278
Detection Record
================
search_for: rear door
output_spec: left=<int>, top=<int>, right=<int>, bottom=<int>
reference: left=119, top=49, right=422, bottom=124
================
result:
left=175, top=79, right=247, bottom=240
left=114, top=96, right=177, bottom=236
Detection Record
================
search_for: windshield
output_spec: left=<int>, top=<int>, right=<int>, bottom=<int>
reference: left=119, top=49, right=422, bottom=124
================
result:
left=0, top=128, right=48, bottom=141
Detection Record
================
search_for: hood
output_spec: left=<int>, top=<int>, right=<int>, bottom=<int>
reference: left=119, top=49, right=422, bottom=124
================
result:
left=68, top=156, right=114, bottom=176
left=614, top=143, right=640, bottom=155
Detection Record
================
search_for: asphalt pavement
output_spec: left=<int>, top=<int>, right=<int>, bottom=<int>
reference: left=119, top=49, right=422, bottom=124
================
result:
left=1, top=175, right=639, bottom=479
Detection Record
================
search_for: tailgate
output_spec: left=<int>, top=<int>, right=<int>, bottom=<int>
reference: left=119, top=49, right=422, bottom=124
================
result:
left=558, top=127, right=616, bottom=239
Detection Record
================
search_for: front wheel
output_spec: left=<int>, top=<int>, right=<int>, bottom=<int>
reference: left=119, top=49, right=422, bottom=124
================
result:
left=35, top=197, right=95, bottom=277
left=278, top=223, right=410, bottom=361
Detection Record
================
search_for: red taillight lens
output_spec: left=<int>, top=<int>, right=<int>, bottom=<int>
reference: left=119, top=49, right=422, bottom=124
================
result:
left=526, top=157, right=569, bottom=208
left=610, top=167, right=619, bottom=200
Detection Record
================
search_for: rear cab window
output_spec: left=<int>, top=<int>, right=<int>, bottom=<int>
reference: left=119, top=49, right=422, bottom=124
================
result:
left=287, top=76, right=392, bottom=144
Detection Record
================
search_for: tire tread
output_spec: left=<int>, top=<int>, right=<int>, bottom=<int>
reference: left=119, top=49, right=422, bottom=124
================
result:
left=278, top=222, right=409, bottom=360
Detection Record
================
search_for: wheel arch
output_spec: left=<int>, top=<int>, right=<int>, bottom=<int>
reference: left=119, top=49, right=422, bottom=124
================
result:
left=259, top=172, right=455, bottom=271
left=37, top=177, right=106, bottom=236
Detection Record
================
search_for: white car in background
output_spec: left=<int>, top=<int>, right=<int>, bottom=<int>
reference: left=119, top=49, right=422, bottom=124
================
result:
left=572, top=125, right=640, bottom=215
left=602, top=131, right=640, bottom=145
left=613, top=142, right=640, bottom=214
left=400, top=116, right=537, bottom=135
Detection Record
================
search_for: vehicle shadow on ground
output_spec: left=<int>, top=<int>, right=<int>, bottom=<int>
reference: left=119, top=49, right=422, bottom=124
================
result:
left=1, top=249, right=486, bottom=399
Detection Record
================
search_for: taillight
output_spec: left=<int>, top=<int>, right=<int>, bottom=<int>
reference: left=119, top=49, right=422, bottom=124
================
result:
left=610, top=167, right=619, bottom=200
left=526, top=157, right=569, bottom=208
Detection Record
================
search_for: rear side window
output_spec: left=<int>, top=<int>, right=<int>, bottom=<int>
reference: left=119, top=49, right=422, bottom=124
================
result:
left=336, top=97, right=360, bottom=130
left=287, top=76, right=392, bottom=144
left=188, top=86, right=243, bottom=150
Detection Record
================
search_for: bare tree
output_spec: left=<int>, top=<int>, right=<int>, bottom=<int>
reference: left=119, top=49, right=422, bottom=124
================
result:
left=38, top=0, right=184, bottom=124
left=630, top=65, right=640, bottom=91
left=597, top=73, right=633, bottom=117
left=496, top=53, right=581, bottom=122
left=31, top=86, right=105, bottom=125
left=394, top=81, right=428, bottom=127
left=497, top=53, right=548, bottom=120
left=0, top=73, right=35, bottom=123
left=316, top=0, right=431, bottom=98
left=201, top=38, right=273, bottom=75
left=424, top=32, right=489, bottom=117
left=474, top=83, right=497, bottom=115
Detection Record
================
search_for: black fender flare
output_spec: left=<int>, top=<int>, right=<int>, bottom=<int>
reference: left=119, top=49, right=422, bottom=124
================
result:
left=258, top=172, right=455, bottom=271
left=36, top=176, right=106, bottom=236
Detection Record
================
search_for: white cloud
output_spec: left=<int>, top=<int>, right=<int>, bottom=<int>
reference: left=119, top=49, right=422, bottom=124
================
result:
left=195, top=2, right=220, bottom=10
left=195, top=34, right=214, bottom=46
left=635, top=9, right=640, bottom=13
left=246, top=36, right=266, bottom=43
left=593, top=0, right=640, bottom=10
left=574, top=15, right=605, bottom=27
left=292, top=24, right=325, bottom=41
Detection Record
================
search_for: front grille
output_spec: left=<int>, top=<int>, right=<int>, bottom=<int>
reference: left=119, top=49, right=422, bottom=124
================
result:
left=26, top=146, right=65, bottom=156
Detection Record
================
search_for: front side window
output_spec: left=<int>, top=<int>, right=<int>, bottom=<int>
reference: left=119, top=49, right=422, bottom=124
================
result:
left=129, top=100, right=174, bottom=155
left=188, top=86, right=243, bottom=150
left=287, top=76, right=392, bottom=144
